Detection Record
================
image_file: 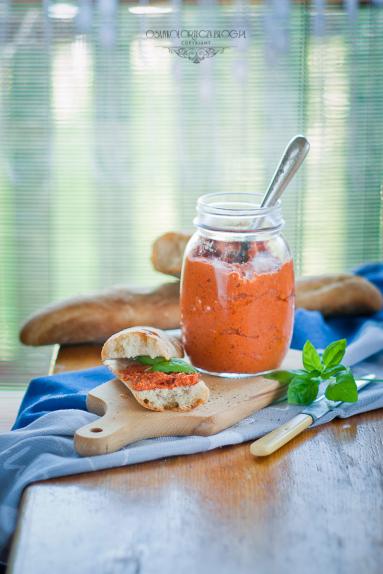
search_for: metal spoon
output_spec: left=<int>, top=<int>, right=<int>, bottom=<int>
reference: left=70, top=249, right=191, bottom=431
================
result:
left=260, top=135, right=310, bottom=208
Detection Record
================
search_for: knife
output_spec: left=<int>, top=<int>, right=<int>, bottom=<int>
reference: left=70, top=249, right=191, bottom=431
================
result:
left=250, top=375, right=375, bottom=457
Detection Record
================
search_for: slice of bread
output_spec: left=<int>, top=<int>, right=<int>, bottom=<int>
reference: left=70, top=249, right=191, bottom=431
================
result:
left=101, top=326, right=183, bottom=362
left=124, top=379, right=210, bottom=412
left=102, top=326, right=209, bottom=412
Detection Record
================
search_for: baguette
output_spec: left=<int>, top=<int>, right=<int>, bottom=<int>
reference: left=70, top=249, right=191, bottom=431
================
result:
left=102, top=326, right=209, bottom=412
left=151, top=231, right=191, bottom=277
left=20, top=282, right=180, bottom=346
left=296, top=274, right=383, bottom=316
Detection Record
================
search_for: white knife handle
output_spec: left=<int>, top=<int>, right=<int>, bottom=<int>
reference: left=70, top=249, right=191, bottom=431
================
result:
left=250, top=414, right=313, bottom=457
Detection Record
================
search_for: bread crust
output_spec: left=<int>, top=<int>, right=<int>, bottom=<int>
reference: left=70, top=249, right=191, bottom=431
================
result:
left=20, top=282, right=180, bottom=346
left=126, top=380, right=210, bottom=412
left=151, top=232, right=191, bottom=277
left=101, top=326, right=183, bottom=362
left=296, top=274, right=383, bottom=316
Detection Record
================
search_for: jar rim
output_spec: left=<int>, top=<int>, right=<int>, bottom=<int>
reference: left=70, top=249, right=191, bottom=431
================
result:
left=195, top=192, right=284, bottom=234
left=197, top=192, right=281, bottom=217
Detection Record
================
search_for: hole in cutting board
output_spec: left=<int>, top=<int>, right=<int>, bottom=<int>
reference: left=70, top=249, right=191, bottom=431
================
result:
left=90, top=427, right=103, bottom=433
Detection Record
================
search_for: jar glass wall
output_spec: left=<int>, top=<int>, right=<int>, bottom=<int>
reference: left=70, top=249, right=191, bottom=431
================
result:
left=180, top=193, right=295, bottom=376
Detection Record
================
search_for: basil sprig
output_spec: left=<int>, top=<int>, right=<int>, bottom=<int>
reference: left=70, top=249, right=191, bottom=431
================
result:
left=135, top=355, right=197, bottom=374
left=266, top=338, right=358, bottom=405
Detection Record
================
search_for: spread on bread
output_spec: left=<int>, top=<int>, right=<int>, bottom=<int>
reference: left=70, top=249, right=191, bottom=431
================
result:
left=102, top=327, right=209, bottom=412
left=117, top=363, right=199, bottom=391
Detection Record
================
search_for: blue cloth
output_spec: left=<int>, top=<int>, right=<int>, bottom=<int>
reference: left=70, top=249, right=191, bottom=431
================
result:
left=13, top=366, right=111, bottom=430
left=13, top=262, right=383, bottom=431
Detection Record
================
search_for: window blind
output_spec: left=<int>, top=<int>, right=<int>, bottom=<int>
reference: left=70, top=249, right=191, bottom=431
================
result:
left=0, top=1, right=382, bottom=386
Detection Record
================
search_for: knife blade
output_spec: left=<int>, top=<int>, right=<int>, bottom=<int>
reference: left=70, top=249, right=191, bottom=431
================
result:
left=301, top=374, right=375, bottom=422
left=250, top=374, right=375, bottom=457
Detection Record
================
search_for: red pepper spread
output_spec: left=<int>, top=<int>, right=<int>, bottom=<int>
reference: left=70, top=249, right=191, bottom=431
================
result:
left=181, top=239, right=295, bottom=374
left=118, top=363, right=199, bottom=391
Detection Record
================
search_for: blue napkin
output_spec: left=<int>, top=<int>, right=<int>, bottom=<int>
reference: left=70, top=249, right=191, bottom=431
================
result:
left=13, top=366, right=111, bottom=430
left=13, top=262, right=383, bottom=431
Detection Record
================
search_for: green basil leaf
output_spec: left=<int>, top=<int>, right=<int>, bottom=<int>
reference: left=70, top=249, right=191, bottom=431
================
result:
left=135, top=355, right=165, bottom=366
left=151, top=359, right=198, bottom=374
left=302, top=340, right=323, bottom=373
left=322, top=339, right=347, bottom=369
left=321, top=364, right=348, bottom=379
left=325, top=371, right=358, bottom=403
left=287, top=375, right=320, bottom=405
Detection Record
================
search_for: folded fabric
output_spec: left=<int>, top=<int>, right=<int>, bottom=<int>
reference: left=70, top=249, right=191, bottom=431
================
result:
left=1, top=262, right=383, bottom=560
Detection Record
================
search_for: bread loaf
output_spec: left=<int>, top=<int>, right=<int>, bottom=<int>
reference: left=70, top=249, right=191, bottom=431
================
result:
left=151, top=232, right=191, bottom=277
left=20, top=282, right=180, bottom=346
left=296, top=274, right=383, bottom=316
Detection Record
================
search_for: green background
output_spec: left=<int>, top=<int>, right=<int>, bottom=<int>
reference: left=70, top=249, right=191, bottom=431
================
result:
left=0, top=1, right=382, bottom=387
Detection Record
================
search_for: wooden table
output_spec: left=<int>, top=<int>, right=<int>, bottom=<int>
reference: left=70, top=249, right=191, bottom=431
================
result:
left=7, top=345, right=383, bottom=574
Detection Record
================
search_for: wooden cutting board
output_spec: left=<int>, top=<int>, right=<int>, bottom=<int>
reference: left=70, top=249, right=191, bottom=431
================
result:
left=75, top=350, right=302, bottom=456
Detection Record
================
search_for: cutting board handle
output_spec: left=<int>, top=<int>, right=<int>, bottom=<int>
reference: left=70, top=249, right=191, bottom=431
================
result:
left=74, top=416, right=127, bottom=457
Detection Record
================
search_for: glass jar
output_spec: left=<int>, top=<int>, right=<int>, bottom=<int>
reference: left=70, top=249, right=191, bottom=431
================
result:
left=180, top=193, right=295, bottom=376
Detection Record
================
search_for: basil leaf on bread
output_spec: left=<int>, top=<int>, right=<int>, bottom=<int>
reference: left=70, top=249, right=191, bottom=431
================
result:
left=135, top=355, right=197, bottom=374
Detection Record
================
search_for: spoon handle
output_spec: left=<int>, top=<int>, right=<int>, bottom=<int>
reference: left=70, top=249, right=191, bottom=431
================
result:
left=261, top=135, right=310, bottom=208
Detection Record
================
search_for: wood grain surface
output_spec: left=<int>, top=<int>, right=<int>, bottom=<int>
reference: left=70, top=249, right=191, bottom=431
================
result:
left=7, top=345, right=383, bottom=574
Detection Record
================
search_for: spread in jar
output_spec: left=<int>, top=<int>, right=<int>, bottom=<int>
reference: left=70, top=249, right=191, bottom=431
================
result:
left=181, top=242, right=294, bottom=373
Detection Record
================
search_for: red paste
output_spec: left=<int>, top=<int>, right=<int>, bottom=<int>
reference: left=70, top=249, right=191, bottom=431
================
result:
left=181, top=253, right=294, bottom=374
left=118, top=364, right=199, bottom=391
